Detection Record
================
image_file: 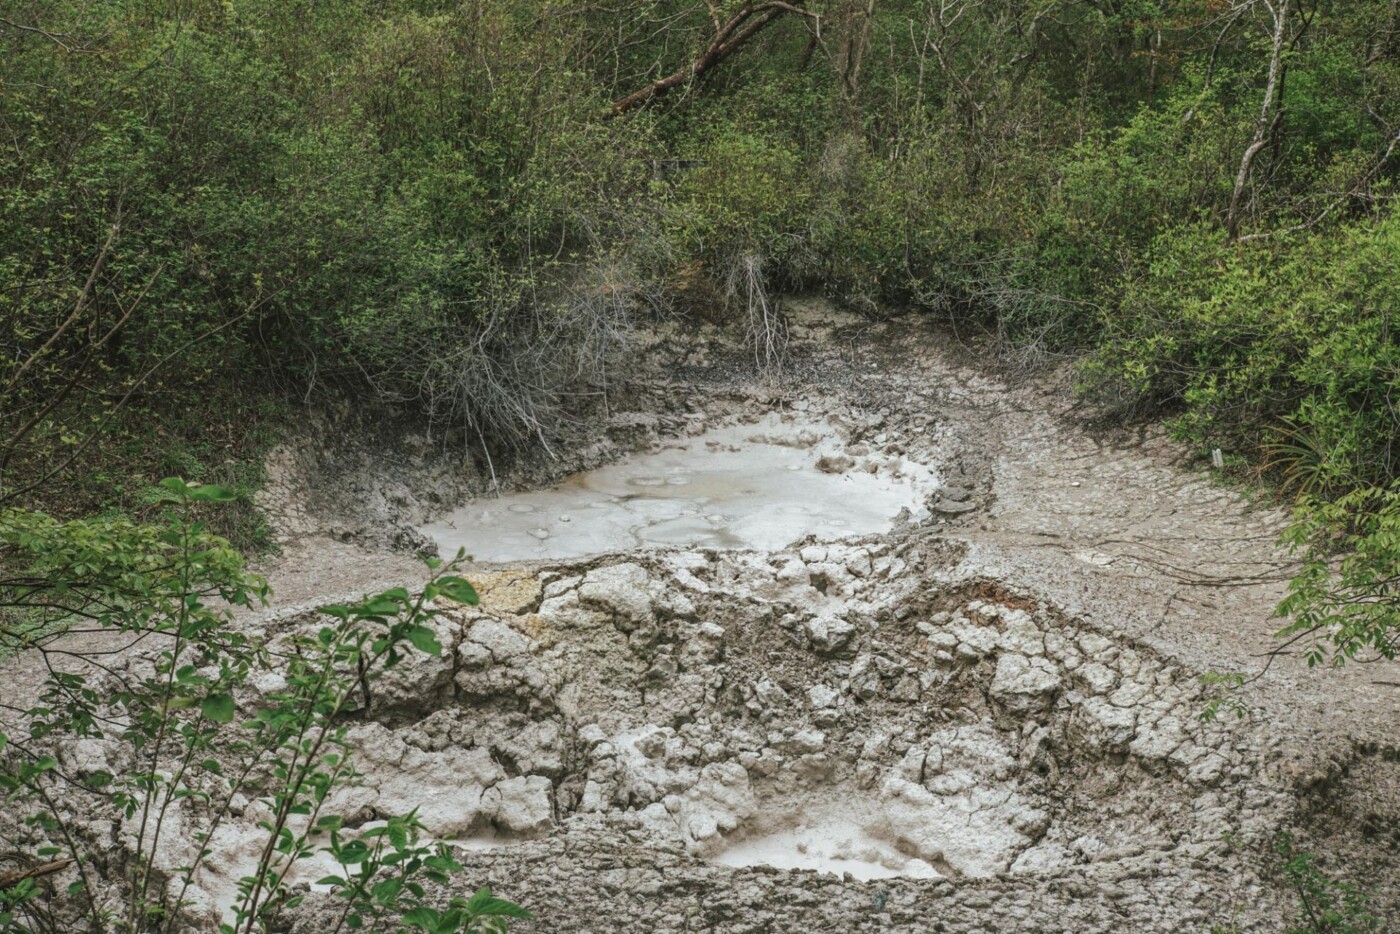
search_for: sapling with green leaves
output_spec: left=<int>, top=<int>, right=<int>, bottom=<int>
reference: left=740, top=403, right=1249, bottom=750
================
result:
left=1277, top=487, right=1400, bottom=669
left=0, top=481, right=527, bottom=934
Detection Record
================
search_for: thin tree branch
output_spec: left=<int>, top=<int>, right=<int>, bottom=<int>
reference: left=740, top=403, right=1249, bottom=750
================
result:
left=608, top=1, right=819, bottom=116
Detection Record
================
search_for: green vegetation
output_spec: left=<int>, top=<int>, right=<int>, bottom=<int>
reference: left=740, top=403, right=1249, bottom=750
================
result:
left=1214, top=832, right=1382, bottom=934
left=4, top=3, right=1395, bottom=502
left=1275, top=832, right=1381, bottom=934
left=1, top=3, right=1395, bottom=471
left=0, top=482, right=527, bottom=933
left=3, top=1, right=1397, bottom=498
left=2, top=4, right=1400, bottom=922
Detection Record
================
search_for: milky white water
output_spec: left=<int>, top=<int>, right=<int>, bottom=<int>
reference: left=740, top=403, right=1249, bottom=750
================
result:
left=423, top=414, right=938, bottom=561
left=713, top=817, right=943, bottom=881
left=609, top=726, right=942, bottom=881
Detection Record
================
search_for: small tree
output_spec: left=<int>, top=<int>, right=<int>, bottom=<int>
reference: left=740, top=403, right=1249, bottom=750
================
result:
left=0, top=480, right=527, bottom=934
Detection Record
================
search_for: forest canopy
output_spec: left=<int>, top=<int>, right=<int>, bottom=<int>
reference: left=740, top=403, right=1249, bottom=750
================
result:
left=1, top=0, right=1398, bottom=549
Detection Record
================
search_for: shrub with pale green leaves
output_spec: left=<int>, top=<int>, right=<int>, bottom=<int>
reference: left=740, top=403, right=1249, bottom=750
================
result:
left=0, top=482, right=526, bottom=934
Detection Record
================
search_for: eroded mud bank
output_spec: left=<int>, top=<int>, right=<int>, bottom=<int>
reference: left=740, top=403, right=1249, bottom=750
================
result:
left=9, top=303, right=1400, bottom=932
left=272, top=305, right=1400, bottom=932
left=270, top=550, right=1294, bottom=933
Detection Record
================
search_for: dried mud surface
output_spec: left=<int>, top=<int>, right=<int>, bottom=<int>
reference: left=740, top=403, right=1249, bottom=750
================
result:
left=8, top=303, right=1400, bottom=932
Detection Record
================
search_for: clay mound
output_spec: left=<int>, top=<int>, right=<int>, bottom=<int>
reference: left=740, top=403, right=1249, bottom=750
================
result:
left=268, top=550, right=1292, bottom=933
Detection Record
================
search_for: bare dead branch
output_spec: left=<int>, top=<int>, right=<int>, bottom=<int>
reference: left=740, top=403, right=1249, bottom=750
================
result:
left=0, top=262, right=158, bottom=479
left=0, top=288, right=281, bottom=507
left=724, top=253, right=788, bottom=378
left=0, top=859, right=74, bottom=889
left=608, top=1, right=819, bottom=116
left=0, top=16, right=93, bottom=53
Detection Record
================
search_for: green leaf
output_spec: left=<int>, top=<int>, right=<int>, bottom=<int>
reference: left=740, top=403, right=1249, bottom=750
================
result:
left=158, top=477, right=191, bottom=497
left=187, top=483, right=239, bottom=502
left=336, top=841, right=370, bottom=865
left=464, top=887, right=531, bottom=919
left=404, top=625, right=442, bottom=656
left=370, top=877, right=402, bottom=906
left=436, top=576, right=479, bottom=606
left=401, top=907, right=437, bottom=930
left=201, top=694, right=235, bottom=723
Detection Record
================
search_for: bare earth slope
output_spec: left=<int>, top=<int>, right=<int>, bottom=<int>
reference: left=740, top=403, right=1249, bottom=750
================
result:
left=262, top=307, right=1400, bottom=932
left=8, top=305, right=1399, bottom=932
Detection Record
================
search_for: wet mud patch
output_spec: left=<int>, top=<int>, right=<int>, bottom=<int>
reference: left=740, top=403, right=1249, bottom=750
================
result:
left=420, top=412, right=940, bottom=561
left=710, top=802, right=945, bottom=880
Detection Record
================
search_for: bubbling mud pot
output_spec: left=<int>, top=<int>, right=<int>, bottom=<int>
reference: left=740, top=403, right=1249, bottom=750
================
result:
left=421, top=413, right=939, bottom=561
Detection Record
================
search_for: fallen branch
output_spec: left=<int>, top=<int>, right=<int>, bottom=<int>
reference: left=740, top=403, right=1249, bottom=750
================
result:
left=0, top=858, right=73, bottom=889
left=609, top=1, right=818, bottom=116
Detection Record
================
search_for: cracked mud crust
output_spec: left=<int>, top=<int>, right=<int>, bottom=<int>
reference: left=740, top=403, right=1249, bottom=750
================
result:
left=6, top=302, right=1400, bottom=932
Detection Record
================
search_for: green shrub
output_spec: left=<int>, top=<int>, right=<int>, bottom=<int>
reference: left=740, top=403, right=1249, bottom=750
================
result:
left=1085, top=215, right=1400, bottom=488
left=0, top=482, right=527, bottom=934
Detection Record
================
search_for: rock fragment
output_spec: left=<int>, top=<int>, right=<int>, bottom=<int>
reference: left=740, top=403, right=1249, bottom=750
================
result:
left=990, top=653, right=1062, bottom=713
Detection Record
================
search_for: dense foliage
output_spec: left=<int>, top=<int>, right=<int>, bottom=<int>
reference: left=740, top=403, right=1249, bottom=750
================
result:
left=2, top=3, right=1399, bottom=652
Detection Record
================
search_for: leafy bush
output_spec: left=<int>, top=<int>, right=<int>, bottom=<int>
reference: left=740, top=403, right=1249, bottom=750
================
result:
left=1278, top=486, right=1400, bottom=667
left=0, top=482, right=526, bottom=933
left=667, top=126, right=813, bottom=269
left=1275, top=833, right=1379, bottom=934
left=1084, top=214, right=1400, bottom=478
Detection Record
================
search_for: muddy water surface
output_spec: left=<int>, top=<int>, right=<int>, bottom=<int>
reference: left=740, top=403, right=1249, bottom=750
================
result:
left=422, top=414, right=939, bottom=561
left=712, top=818, right=943, bottom=881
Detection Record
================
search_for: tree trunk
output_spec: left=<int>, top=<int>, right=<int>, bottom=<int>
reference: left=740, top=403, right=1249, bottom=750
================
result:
left=838, top=0, right=877, bottom=101
left=1226, top=0, right=1291, bottom=242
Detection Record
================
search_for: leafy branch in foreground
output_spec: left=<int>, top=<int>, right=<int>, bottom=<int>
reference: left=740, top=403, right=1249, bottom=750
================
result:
left=0, top=481, right=526, bottom=934
left=1203, top=484, right=1400, bottom=720
left=1212, top=832, right=1379, bottom=934
left=318, top=815, right=529, bottom=934
left=1277, top=487, right=1400, bottom=668
left=1275, top=833, right=1379, bottom=934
